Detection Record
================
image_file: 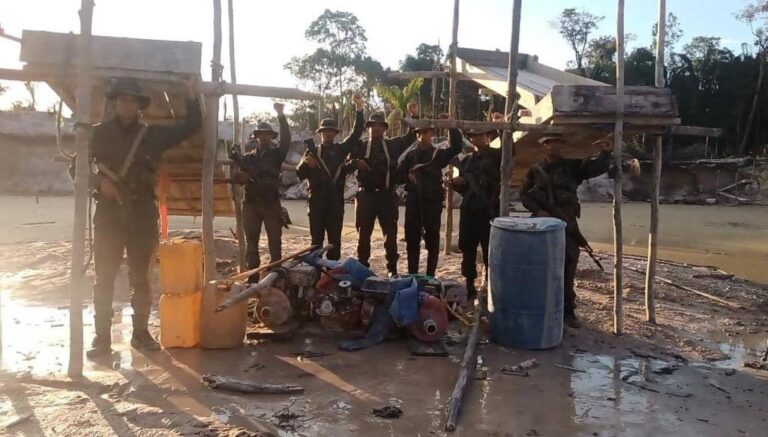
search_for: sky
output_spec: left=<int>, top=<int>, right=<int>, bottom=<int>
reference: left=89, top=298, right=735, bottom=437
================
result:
left=0, top=0, right=760, bottom=117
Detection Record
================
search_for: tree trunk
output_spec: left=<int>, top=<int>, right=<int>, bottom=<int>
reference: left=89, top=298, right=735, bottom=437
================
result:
left=739, top=51, right=765, bottom=155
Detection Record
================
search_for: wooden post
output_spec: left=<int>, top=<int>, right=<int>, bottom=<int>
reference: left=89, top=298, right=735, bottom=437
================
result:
left=612, top=0, right=626, bottom=336
left=68, top=0, right=94, bottom=378
left=499, top=0, right=522, bottom=217
left=203, top=0, right=222, bottom=281
left=644, top=0, right=665, bottom=324
left=444, top=0, right=459, bottom=256
left=227, top=0, right=246, bottom=273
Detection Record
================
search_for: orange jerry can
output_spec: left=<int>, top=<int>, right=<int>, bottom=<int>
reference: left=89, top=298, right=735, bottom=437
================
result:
left=159, top=239, right=202, bottom=295
left=159, top=291, right=201, bottom=348
left=200, top=280, right=248, bottom=349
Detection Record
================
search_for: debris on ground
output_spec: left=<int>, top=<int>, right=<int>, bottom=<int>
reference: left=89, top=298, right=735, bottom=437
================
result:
left=501, top=358, right=539, bottom=377
left=651, top=364, right=680, bottom=375
left=201, top=374, right=305, bottom=394
left=272, top=400, right=305, bottom=432
left=743, top=361, right=768, bottom=370
left=372, top=405, right=403, bottom=419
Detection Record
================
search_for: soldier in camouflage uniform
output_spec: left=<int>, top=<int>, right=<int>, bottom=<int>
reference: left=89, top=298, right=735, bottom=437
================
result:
left=520, top=135, right=613, bottom=327
left=447, top=128, right=501, bottom=301
left=88, top=77, right=201, bottom=358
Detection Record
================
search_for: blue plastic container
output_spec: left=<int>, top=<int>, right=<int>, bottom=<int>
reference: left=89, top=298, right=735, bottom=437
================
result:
left=488, top=216, right=566, bottom=349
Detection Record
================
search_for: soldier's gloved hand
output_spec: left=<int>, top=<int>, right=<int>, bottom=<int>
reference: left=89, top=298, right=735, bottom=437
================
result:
left=354, top=159, right=371, bottom=172
left=228, top=145, right=240, bottom=160
left=99, top=175, right=120, bottom=201
left=274, top=102, right=285, bottom=115
left=304, top=156, right=320, bottom=169
left=233, top=171, right=250, bottom=185
left=450, top=176, right=465, bottom=189
left=407, top=101, right=419, bottom=118
left=352, top=93, right=365, bottom=111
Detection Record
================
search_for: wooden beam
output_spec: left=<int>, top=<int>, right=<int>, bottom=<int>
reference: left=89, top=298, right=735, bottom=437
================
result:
left=645, top=0, right=666, bottom=325
left=669, top=125, right=721, bottom=137
left=388, top=71, right=450, bottom=80
left=227, top=0, right=246, bottom=273
left=499, top=0, right=522, bottom=217
left=68, top=0, right=94, bottom=378
left=203, top=0, right=223, bottom=282
left=444, top=0, right=460, bottom=256
left=612, top=0, right=626, bottom=336
left=200, top=81, right=320, bottom=100
left=20, top=30, right=202, bottom=74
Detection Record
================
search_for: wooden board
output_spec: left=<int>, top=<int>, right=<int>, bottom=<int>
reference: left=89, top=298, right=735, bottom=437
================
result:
left=20, top=30, right=201, bottom=74
left=550, top=85, right=678, bottom=117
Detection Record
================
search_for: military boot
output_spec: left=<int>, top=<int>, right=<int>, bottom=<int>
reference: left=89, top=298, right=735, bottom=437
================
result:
left=465, top=278, right=478, bottom=305
left=130, top=313, right=161, bottom=352
left=426, top=251, right=439, bottom=278
left=86, top=315, right=112, bottom=359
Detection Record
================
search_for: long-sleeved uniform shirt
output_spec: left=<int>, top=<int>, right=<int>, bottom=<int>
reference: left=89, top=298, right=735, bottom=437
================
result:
left=520, top=150, right=612, bottom=217
left=91, top=98, right=202, bottom=206
left=241, top=114, right=291, bottom=204
left=396, top=128, right=463, bottom=202
left=454, top=146, right=502, bottom=214
left=296, top=111, right=364, bottom=200
left=349, top=128, right=417, bottom=191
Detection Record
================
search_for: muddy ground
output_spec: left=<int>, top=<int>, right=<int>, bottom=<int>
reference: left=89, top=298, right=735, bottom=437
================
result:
left=1, top=203, right=768, bottom=436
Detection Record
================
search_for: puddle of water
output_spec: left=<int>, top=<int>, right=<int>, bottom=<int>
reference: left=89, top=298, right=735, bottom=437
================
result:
left=708, top=332, right=768, bottom=368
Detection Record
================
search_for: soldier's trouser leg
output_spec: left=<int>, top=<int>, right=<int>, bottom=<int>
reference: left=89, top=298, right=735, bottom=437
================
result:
left=478, top=213, right=491, bottom=283
left=308, top=198, right=328, bottom=250
left=326, top=196, right=345, bottom=261
left=262, top=202, right=283, bottom=263
left=126, top=223, right=159, bottom=331
left=564, top=234, right=580, bottom=317
left=459, top=210, right=479, bottom=282
left=423, top=200, right=443, bottom=277
left=404, top=197, right=422, bottom=275
left=242, top=202, right=264, bottom=270
left=355, top=191, right=377, bottom=267
left=93, top=219, right=125, bottom=342
left=377, top=191, right=400, bottom=273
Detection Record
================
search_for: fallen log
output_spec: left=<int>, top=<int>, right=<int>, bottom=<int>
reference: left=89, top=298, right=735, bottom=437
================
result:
left=202, top=374, right=304, bottom=394
left=626, top=266, right=740, bottom=309
left=445, top=289, right=484, bottom=432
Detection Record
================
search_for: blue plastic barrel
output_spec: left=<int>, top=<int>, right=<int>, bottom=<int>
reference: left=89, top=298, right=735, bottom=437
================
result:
left=488, top=217, right=566, bottom=349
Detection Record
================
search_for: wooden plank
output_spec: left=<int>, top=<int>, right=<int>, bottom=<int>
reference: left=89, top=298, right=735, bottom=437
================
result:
left=445, top=289, right=483, bottom=431
left=613, top=0, right=626, bottom=336
left=550, top=85, right=676, bottom=116
left=552, top=115, right=680, bottom=125
left=499, top=0, right=522, bottom=217
left=669, top=125, right=722, bottom=137
left=20, top=30, right=201, bottom=74
left=201, top=82, right=320, bottom=100
left=68, top=0, right=94, bottom=378
left=388, top=71, right=450, bottom=80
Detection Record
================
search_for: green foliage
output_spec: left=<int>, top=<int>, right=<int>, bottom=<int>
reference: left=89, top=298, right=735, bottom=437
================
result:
left=398, top=43, right=445, bottom=116
left=306, top=9, right=367, bottom=58
left=651, top=12, right=684, bottom=60
left=550, top=8, right=604, bottom=74
left=376, top=78, right=424, bottom=113
left=288, top=101, right=319, bottom=132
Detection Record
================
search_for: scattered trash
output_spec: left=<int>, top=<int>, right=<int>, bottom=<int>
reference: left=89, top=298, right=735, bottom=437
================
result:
left=273, top=399, right=304, bottom=432
left=723, top=368, right=737, bottom=376
left=629, top=349, right=663, bottom=360
left=372, top=405, right=403, bottom=419
left=201, top=374, right=304, bottom=394
left=651, top=364, right=679, bottom=375
left=553, top=363, right=586, bottom=373
left=475, top=355, right=489, bottom=380
left=501, top=358, right=538, bottom=377
left=293, top=350, right=333, bottom=361
left=709, top=381, right=730, bottom=394
left=743, top=361, right=768, bottom=371
left=621, top=370, right=660, bottom=393
left=525, top=429, right=539, bottom=436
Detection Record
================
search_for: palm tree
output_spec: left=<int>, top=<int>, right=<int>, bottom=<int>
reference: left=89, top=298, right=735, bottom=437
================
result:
left=376, top=78, right=423, bottom=135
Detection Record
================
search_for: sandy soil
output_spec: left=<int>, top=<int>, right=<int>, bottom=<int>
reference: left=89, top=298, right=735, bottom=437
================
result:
left=1, top=220, right=768, bottom=435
